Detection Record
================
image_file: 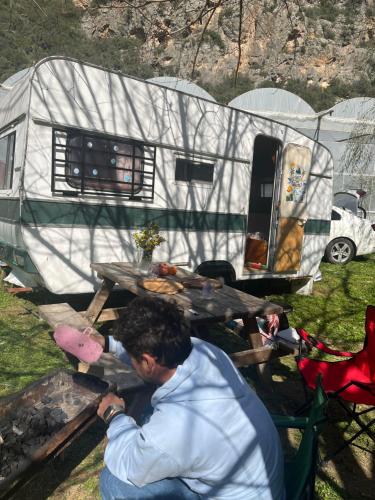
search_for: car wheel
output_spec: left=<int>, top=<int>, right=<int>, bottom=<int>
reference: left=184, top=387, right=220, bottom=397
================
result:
left=325, top=238, right=355, bottom=264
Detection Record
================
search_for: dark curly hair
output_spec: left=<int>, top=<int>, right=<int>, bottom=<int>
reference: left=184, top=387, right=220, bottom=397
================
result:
left=113, top=297, right=192, bottom=369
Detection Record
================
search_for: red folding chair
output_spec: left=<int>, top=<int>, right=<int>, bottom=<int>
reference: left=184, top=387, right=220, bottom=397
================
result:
left=296, top=305, right=375, bottom=461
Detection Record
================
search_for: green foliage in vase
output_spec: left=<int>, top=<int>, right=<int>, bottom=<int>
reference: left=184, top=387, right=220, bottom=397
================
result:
left=132, top=223, right=166, bottom=253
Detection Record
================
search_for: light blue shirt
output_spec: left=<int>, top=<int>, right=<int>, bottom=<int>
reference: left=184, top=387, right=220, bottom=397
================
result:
left=105, top=337, right=285, bottom=499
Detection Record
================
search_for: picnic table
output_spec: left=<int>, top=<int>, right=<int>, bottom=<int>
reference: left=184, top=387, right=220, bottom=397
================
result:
left=86, top=263, right=295, bottom=368
left=39, top=263, right=297, bottom=386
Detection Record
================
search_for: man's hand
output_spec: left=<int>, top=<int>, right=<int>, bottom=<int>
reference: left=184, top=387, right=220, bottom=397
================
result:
left=83, top=328, right=106, bottom=349
left=97, top=393, right=126, bottom=419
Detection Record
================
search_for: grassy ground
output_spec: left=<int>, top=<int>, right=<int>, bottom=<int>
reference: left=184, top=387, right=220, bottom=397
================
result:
left=0, top=255, right=374, bottom=499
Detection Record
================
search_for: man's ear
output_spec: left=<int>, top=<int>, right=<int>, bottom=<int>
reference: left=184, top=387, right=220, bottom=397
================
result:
left=141, top=353, right=158, bottom=373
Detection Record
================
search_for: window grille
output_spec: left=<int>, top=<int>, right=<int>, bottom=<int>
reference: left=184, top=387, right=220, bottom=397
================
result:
left=52, top=129, right=156, bottom=200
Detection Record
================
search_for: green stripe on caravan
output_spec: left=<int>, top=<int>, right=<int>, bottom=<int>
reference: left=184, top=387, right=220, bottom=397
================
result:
left=21, top=200, right=247, bottom=232
left=0, top=199, right=20, bottom=222
left=304, top=219, right=331, bottom=235
left=1, top=199, right=331, bottom=234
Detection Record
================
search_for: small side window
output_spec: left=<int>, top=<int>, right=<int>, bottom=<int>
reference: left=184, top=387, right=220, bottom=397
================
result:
left=0, top=132, right=15, bottom=190
left=175, top=158, right=214, bottom=183
left=331, top=210, right=341, bottom=221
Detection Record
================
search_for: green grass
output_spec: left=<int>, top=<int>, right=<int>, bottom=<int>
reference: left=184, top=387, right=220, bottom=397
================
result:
left=268, top=255, right=375, bottom=351
left=0, top=280, right=69, bottom=397
left=1, top=255, right=374, bottom=498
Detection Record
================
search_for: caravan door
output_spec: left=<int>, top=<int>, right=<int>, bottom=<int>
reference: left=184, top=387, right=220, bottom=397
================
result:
left=272, top=144, right=312, bottom=272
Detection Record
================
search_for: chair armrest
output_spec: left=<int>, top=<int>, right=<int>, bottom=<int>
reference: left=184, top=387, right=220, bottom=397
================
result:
left=297, top=329, right=353, bottom=357
left=271, top=414, right=308, bottom=429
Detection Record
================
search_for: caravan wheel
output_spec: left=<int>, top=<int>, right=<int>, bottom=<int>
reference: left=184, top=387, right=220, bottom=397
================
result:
left=325, top=238, right=355, bottom=264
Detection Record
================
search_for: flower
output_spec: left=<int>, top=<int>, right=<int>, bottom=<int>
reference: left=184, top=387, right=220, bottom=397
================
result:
left=132, top=223, right=166, bottom=253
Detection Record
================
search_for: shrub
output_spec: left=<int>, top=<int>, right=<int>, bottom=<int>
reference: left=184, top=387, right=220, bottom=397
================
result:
left=200, top=74, right=255, bottom=104
left=305, top=0, right=340, bottom=23
left=202, top=30, right=226, bottom=51
left=322, top=26, right=336, bottom=40
left=218, top=5, right=235, bottom=25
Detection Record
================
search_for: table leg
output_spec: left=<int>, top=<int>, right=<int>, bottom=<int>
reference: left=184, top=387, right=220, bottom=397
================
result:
left=242, top=316, right=274, bottom=390
left=84, top=277, right=115, bottom=325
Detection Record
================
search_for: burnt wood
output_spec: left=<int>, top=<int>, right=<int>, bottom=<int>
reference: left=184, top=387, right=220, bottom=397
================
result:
left=0, top=370, right=109, bottom=497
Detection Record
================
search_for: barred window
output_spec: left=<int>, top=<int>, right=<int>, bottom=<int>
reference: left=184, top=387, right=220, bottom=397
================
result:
left=52, top=129, right=156, bottom=200
left=0, top=132, right=15, bottom=190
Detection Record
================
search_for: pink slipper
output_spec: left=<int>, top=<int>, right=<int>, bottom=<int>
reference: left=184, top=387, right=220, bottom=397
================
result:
left=53, top=325, right=103, bottom=363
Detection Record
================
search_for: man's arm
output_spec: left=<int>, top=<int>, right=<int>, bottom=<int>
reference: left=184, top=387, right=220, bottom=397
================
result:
left=90, top=333, right=132, bottom=366
left=105, top=416, right=183, bottom=486
left=98, top=395, right=183, bottom=486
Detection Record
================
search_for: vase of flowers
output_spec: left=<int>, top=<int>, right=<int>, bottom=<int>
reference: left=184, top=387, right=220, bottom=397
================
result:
left=132, top=223, right=166, bottom=274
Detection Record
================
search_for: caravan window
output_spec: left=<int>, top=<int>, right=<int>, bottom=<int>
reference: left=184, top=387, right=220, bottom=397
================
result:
left=0, top=133, right=15, bottom=190
left=175, top=157, right=214, bottom=183
left=52, top=129, right=156, bottom=200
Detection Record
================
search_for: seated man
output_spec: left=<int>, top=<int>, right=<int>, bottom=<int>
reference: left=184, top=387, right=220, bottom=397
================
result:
left=96, top=297, right=285, bottom=500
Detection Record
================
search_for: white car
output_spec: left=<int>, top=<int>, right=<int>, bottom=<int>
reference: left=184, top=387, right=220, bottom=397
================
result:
left=325, top=206, right=375, bottom=264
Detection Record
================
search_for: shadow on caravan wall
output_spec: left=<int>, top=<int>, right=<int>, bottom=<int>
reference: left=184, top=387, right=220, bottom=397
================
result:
left=0, top=57, right=333, bottom=295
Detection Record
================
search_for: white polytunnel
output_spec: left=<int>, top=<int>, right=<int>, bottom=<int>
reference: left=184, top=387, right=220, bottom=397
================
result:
left=147, top=76, right=216, bottom=102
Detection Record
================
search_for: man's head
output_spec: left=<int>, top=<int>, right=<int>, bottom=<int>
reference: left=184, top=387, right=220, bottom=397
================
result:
left=114, top=297, right=192, bottom=384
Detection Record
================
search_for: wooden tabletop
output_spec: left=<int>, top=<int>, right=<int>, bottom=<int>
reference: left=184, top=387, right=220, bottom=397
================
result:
left=91, top=262, right=283, bottom=324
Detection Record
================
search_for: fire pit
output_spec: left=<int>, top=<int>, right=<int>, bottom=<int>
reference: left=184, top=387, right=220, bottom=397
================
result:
left=0, top=369, right=109, bottom=497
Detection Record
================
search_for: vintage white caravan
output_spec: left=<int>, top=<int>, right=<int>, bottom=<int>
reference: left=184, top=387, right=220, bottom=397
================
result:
left=0, top=57, right=333, bottom=294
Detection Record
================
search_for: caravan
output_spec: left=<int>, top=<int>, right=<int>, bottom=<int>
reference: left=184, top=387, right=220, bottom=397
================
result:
left=0, top=57, right=333, bottom=294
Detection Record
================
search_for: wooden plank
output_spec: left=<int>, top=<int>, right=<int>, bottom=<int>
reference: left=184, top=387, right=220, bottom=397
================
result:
left=161, top=264, right=284, bottom=317
left=241, top=317, right=272, bottom=388
left=229, top=346, right=279, bottom=367
left=84, top=277, right=115, bottom=325
left=7, top=287, right=33, bottom=294
left=90, top=262, right=283, bottom=326
left=38, top=303, right=93, bottom=330
left=80, top=307, right=127, bottom=323
left=110, top=262, right=283, bottom=318
left=217, top=286, right=283, bottom=317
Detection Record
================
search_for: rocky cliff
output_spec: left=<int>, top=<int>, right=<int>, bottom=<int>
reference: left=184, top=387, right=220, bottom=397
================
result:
left=74, top=0, right=375, bottom=95
left=1, top=0, right=375, bottom=109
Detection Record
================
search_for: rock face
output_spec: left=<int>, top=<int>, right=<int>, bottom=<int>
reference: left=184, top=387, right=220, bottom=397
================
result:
left=73, top=0, right=375, bottom=89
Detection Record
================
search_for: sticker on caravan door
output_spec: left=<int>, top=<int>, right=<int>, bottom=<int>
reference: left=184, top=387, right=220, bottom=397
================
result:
left=280, top=145, right=311, bottom=219
left=286, top=162, right=307, bottom=203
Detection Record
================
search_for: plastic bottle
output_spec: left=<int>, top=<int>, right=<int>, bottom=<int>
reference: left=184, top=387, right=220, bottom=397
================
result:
left=201, top=280, right=214, bottom=300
